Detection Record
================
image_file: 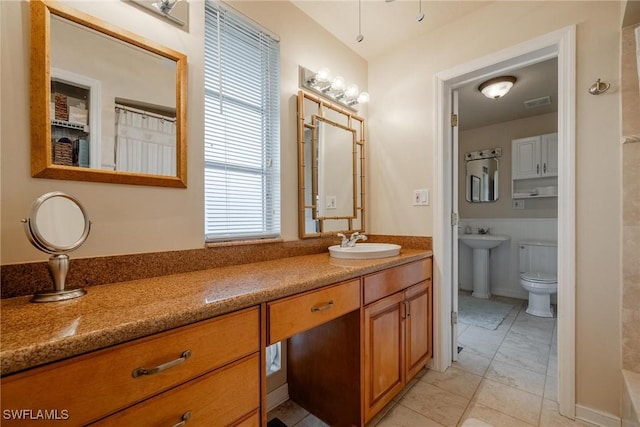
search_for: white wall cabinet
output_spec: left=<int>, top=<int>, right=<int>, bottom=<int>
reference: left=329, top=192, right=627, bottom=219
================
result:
left=512, top=133, right=558, bottom=179
left=512, top=133, right=558, bottom=198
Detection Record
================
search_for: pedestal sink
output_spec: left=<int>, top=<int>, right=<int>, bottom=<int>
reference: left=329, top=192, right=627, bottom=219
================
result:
left=459, top=234, right=510, bottom=299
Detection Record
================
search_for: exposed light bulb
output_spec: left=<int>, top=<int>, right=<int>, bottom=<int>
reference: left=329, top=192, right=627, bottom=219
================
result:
left=316, top=68, right=331, bottom=82
left=345, top=84, right=359, bottom=98
left=357, top=92, right=370, bottom=104
left=331, top=76, right=346, bottom=91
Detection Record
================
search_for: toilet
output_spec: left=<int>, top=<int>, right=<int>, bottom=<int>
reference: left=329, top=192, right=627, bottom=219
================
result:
left=519, top=240, right=557, bottom=318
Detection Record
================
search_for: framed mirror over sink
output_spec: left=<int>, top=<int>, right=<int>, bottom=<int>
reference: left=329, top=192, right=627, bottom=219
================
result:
left=297, top=91, right=365, bottom=238
left=30, top=0, right=187, bottom=187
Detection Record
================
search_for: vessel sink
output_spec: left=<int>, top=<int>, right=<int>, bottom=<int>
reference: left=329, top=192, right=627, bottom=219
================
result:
left=459, top=234, right=510, bottom=250
left=329, top=243, right=401, bottom=260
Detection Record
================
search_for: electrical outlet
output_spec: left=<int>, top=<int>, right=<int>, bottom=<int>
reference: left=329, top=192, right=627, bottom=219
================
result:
left=326, top=196, right=337, bottom=209
left=413, top=189, right=429, bottom=206
left=512, top=199, right=525, bottom=209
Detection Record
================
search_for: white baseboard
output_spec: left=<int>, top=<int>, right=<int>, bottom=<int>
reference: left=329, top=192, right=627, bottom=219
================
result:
left=266, top=383, right=289, bottom=412
left=575, top=404, right=621, bottom=427
left=491, top=287, right=529, bottom=300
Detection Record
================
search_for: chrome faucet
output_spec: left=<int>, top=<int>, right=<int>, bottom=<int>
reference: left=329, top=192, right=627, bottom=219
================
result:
left=477, top=227, right=491, bottom=235
left=347, top=232, right=367, bottom=247
left=337, top=232, right=368, bottom=247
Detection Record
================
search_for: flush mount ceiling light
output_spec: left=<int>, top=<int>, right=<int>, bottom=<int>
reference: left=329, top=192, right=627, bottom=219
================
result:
left=478, top=76, right=517, bottom=99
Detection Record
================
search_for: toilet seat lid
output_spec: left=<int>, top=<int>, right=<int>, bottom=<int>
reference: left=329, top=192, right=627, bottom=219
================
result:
left=521, top=272, right=556, bottom=283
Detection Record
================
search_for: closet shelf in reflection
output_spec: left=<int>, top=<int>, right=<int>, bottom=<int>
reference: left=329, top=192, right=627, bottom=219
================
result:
left=51, top=119, right=89, bottom=132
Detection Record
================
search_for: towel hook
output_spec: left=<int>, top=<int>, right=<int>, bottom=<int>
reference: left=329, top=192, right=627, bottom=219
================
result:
left=588, top=78, right=610, bottom=95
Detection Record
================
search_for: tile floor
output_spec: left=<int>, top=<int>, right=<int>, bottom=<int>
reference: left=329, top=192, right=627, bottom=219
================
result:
left=268, top=294, right=594, bottom=427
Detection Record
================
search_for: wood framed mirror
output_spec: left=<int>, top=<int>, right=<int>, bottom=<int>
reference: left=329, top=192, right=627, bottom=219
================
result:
left=30, top=0, right=187, bottom=187
left=297, top=91, right=365, bottom=238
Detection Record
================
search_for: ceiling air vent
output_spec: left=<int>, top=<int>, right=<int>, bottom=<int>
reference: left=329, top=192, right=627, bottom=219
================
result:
left=524, top=96, right=551, bottom=109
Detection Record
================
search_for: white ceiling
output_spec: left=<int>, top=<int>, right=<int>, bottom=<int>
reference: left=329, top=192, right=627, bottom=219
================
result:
left=291, top=0, right=559, bottom=130
left=291, top=0, right=492, bottom=62
left=458, top=58, right=558, bottom=130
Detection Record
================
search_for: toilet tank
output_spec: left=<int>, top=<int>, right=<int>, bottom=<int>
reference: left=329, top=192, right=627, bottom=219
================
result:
left=519, top=240, right=557, bottom=274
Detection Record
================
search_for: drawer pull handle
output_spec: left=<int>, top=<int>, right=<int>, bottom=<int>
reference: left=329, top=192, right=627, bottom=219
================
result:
left=132, top=349, right=192, bottom=378
left=171, top=411, right=192, bottom=427
left=311, top=301, right=334, bottom=312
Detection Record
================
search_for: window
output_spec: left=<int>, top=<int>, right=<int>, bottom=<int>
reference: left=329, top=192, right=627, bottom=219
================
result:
left=204, top=1, right=280, bottom=242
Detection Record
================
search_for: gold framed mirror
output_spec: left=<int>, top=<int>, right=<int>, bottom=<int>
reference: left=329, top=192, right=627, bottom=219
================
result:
left=30, top=0, right=188, bottom=187
left=297, top=91, right=365, bottom=238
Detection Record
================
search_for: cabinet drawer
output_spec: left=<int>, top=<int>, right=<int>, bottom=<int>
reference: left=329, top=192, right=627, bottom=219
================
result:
left=363, top=258, right=431, bottom=305
left=1, top=307, right=259, bottom=426
left=232, top=409, right=261, bottom=427
left=93, top=354, right=260, bottom=427
left=268, top=279, right=360, bottom=344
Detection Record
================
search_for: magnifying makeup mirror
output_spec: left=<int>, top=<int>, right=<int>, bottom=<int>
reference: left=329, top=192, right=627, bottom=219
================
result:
left=22, top=192, right=91, bottom=302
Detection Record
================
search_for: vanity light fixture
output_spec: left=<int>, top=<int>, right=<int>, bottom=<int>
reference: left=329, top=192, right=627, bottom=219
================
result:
left=300, top=66, right=370, bottom=110
left=153, top=0, right=179, bottom=14
left=128, top=0, right=187, bottom=27
left=478, top=76, right=517, bottom=99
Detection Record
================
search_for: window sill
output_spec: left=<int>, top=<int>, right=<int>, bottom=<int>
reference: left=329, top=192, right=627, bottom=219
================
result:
left=205, top=237, right=284, bottom=249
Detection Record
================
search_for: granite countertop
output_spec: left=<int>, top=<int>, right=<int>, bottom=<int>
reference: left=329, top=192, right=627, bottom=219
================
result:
left=1, top=249, right=431, bottom=376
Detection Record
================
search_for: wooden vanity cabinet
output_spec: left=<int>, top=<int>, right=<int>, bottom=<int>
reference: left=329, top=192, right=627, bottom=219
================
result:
left=282, top=258, right=433, bottom=426
left=92, top=354, right=261, bottom=427
left=0, top=307, right=261, bottom=426
left=362, top=259, right=433, bottom=423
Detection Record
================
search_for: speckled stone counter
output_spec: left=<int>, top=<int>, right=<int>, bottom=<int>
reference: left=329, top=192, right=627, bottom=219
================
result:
left=1, top=249, right=431, bottom=376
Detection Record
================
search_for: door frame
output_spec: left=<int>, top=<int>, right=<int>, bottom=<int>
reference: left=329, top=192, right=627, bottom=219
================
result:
left=432, top=26, right=576, bottom=418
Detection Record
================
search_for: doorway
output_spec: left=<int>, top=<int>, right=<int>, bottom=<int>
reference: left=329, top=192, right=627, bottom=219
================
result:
left=432, top=26, right=576, bottom=418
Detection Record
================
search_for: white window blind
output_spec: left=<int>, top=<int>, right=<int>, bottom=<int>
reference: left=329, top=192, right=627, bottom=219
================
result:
left=204, top=1, right=280, bottom=242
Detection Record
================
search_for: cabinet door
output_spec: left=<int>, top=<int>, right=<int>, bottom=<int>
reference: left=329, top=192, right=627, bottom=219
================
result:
left=363, top=292, right=405, bottom=423
left=541, top=133, right=558, bottom=176
left=405, top=281, right=432, bottom=381
left=512, top=136, right=541, bottom=179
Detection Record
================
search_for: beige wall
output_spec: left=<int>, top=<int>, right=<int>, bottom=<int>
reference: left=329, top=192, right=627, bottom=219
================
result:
left=0, top=0, right=627, bottom=418
left=458, top=113, right=558, bottom=219
left=368, top=1, right=622, bottom=418
left=0, top=0, right=367, bottom=265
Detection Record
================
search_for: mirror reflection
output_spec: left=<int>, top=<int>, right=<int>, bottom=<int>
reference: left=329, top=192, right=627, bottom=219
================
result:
left=50, top=14, right=177, bottom=175
left=316, top=118, right=357, bottom=218
left=35, top=195, right=87, bottom=249
left=31, top=0, right=187, bottom=187
left=465, top=158, right=499, bottom=203
left=297, top=91, right=365, bottom=238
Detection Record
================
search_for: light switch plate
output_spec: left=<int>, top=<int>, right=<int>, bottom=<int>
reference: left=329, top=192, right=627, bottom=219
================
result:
left=326, top=196, right=337, bottom=209
left=413, top=189, right=429, bottom=206
left=512, top=199, right=525, bottom=209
